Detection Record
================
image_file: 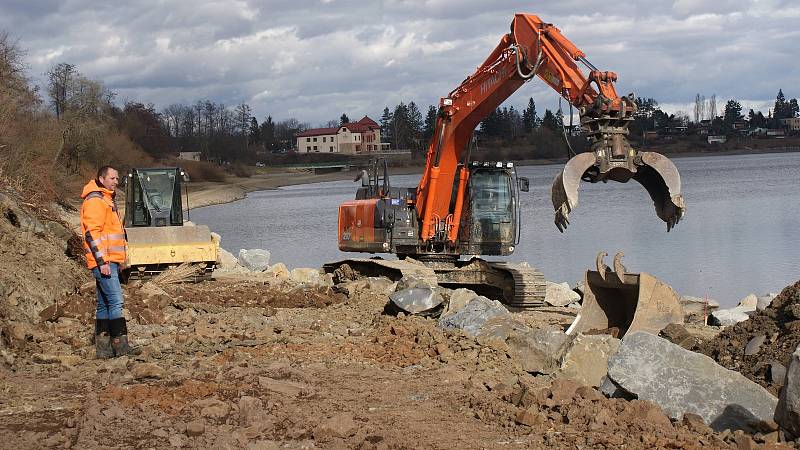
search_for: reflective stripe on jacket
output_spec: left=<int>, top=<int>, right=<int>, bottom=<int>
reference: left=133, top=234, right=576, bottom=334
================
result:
left=80, top=179, right=126, bottom=269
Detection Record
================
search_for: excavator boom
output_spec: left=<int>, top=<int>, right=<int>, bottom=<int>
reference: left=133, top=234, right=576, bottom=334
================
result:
left=417, top=14, right=684, bottom=238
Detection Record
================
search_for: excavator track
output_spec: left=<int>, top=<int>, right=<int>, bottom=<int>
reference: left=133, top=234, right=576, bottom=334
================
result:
left=323, top=258, right=547, bottom=309
left=488, top=262, right=547, bottom=308
left=323, top=259, right=439, bottom=286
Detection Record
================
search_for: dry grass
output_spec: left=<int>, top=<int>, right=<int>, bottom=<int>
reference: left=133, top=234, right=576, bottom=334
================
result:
left=177, top=160, right=228, bottom=182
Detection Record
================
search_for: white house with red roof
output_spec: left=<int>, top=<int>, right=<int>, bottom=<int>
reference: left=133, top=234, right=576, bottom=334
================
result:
left=295, top=116, right=382, bottom=154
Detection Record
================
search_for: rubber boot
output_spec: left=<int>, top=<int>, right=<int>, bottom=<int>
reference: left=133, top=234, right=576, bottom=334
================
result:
left=94, top=319, right=114, bottom=359
left=109, top=318, right=142, bottom=357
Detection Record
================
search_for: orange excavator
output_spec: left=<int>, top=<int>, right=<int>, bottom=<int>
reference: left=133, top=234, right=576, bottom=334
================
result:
left=324, top=14, right=685, bottom=309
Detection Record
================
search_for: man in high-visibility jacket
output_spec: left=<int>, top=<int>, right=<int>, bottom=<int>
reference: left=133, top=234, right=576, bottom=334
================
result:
left=80, top=165, right=140, bottom=358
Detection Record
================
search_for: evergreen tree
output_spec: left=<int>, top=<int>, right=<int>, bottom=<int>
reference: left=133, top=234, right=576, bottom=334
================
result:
left=723, top=99, right=743, bottom=127
left=404, top=102, right=424, bottom=157
left=480, top=108, right=501, bottom=137
left=774, top=89, right=789, bottom=120
left=260, top=115, right=276, bottom=150
left=340, top=113, right=350, bottom=125
left=522, top=97, right=539, bottom=133
left=249, top=117, right=260, bottom=145
left=747, top=109, right=767, bottom=128
left=541, top=109, right=561, bottom=132
left=392, top=102, right=412, bottom=149
left=423, top=105, right=437, bottom=143
left=380, top=107, right=393, bottom=146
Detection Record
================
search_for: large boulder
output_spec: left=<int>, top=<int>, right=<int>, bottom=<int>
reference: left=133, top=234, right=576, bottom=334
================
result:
left=737, top=294, right=759, bottom=312
left=558, top=333, right=620, bottom=387
left=265, top=263, right=290, bottom=279
left=290, top=268, right=331, bottom=286
left=389, top=288, right=443, bottom=314
left=217, top=247, right=241, bottom=270
left=396, top=274, right=437, bottom=290
left=544, top=282, right=581, bottom=307
left=708, top=307, right=751, bottom=326
left=775, top=345, right=800, bottom=439
left=439, top=296, right=508, bottom=337
left=340, top=277, right=397, bottom=296
left=757, top=293, right=777, bottom=311
left=238, top=249, right=271, bottom=271
left=440, top=288, right=480, bottom=318
left=607, top=331, right=778, bottom=432
left=477, top=317, right=571, bottom=374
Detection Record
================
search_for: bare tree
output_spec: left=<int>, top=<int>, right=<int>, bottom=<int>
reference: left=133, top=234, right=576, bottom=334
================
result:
left=46, top=62, right=76, bottom=119
left=709, top=94, right=717, bottom=120
left=234, top=102, right=252, bottom=157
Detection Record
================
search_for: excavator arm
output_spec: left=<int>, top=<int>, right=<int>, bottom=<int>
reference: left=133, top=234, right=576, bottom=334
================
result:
left=416, top=13, right=685, bottom=242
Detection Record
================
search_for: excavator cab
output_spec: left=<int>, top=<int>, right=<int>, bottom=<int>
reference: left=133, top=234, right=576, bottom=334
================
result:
left=458, top=161, right=528, bottom=256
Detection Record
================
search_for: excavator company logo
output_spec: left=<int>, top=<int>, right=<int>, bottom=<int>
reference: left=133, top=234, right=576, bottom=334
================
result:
left=480, top=66, right=510, bottom=95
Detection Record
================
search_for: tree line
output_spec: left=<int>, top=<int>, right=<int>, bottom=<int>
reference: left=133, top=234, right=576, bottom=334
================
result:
left=5, top=27, right=800, bottom=201
left=630, top=90, right=799, bottom=138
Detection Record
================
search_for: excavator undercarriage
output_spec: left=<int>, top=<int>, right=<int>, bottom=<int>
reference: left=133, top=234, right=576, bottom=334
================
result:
left=324, top=257, right=547, bottom=308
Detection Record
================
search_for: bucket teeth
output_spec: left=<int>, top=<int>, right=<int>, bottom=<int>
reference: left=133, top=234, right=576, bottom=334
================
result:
left=613, top=251, right=627, bottom=282
left=595, top=251, right=609, bottom=281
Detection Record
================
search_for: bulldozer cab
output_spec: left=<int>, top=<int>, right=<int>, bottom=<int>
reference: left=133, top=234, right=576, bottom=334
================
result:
left=125, top=168, right=185, bottom=228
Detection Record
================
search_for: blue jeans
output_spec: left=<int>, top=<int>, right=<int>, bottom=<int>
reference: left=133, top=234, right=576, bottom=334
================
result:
left=91, top=263, right=124, bottom=320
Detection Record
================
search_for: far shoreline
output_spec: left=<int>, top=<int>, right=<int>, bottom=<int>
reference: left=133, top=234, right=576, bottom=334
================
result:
left=187, top=146, right=800, bottom=211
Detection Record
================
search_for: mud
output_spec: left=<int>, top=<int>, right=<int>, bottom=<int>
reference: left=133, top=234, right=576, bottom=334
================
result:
left=698, top=281, right=800, bottom=395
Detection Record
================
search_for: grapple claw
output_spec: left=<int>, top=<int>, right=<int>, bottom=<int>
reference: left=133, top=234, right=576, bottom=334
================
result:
left=633, top=152, right=685, bottom=232
left=551, top=153, right=596, bottom=232
left=551, top=150, right=685, bottom=231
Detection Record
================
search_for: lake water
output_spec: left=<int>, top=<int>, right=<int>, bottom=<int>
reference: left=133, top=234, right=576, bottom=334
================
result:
left=192, top=152, right=800, bottom=307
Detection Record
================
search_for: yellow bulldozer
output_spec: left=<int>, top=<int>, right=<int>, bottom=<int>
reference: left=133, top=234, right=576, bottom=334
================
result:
left=122, top=167, right=219, bottom=281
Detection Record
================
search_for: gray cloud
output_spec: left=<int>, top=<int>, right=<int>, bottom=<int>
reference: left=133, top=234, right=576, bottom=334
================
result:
left=1, top=0, right=797, bottom=125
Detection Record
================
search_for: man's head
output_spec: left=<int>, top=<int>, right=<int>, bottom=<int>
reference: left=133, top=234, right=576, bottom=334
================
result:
left=97, top=166, right=120, bottom=191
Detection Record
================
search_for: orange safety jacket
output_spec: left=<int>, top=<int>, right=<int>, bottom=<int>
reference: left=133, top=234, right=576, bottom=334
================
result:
left=80, top=180, right=126, bottom=269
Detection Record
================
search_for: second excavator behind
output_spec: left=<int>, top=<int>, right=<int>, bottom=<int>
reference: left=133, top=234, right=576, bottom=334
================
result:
left=325, top=14, right=686, bottom=311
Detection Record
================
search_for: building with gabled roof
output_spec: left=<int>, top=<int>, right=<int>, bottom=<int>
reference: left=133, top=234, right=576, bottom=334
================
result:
left=296, top=116, right=382, bottom=154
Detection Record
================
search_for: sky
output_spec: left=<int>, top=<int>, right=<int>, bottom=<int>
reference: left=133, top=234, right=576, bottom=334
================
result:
left=2, top=0, right=799, bottom=127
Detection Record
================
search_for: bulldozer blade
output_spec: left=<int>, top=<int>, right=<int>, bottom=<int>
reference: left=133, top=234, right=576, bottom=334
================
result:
left=567, top=252, right=683, bottom=338
left=551, top=152, right=596, bottom=232
left=632, top=152, right=685, bottom=231
left=551, top=151, right=685, bottom=232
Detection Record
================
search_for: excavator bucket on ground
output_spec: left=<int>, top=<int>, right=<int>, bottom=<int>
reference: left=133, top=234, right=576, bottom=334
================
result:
left=566, top=252, right=683, bottom=338
left=552, top=151, right=685, bottom=232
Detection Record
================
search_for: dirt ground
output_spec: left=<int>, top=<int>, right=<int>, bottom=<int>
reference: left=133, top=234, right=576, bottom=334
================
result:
left=1, top=188, right=797, bottom=449
left=2, top=276, right=749, bottom=449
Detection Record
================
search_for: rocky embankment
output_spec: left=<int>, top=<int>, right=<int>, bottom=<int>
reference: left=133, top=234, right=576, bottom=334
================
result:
left=1, top=189, right=799, bottom=449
